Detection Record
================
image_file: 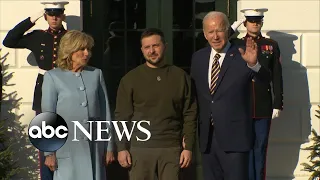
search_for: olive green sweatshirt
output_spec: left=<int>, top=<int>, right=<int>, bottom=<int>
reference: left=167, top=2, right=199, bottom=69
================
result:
left=114, top=63, right=197, bottom=151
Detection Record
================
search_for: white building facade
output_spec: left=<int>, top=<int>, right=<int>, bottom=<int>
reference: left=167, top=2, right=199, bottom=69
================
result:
left=0, top=0, right=319, bottom=179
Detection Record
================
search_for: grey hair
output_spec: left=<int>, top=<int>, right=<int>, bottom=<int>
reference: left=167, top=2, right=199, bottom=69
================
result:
left=202, top=11, right=230, bottom=29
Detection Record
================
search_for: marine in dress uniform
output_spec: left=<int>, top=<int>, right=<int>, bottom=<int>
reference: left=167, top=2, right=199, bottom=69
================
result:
left=2, top=1, right=69, bottom=113
left=2, top=1, right=69, bottom=180
left=231, top=8, right=284, bottom=180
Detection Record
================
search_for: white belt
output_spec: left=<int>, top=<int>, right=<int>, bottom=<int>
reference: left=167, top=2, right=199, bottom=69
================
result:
left=38, top=69, right=47, bottom=75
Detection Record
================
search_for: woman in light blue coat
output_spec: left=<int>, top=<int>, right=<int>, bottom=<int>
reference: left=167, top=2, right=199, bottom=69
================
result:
left=41, top=30, right=115, bottom=180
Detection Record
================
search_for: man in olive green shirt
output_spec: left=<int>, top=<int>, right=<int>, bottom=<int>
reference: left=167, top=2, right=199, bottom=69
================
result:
left=115, top=28, right=197, bottom=180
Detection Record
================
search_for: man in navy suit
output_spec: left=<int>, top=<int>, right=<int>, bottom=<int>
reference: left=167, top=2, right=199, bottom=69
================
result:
left=190, top=11, right=271, bottom=180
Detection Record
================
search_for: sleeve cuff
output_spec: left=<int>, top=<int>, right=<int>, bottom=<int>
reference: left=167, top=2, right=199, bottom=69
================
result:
left=273, top=104, right=284, bottom=110
left=247, top=61, right=261, bottom=72
left=185, top=143, right=194, bottom=151
left=116, top=143, right=128, bottom=152
left=107, top=142, right=114, bottom=151
left=184, top=138, right=194, bottom=151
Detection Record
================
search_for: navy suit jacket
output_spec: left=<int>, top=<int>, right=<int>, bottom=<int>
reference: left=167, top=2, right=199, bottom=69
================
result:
left=191, top=44, right=271, bottom=153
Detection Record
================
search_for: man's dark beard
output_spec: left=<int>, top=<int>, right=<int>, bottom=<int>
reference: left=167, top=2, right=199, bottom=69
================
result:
left=145, top=57, right=163, bottom=66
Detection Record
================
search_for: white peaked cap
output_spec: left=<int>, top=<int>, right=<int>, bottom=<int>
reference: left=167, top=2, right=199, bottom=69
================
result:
left=240, top=8, right=268, bottom=17
left=40, top=1, right=69, bottom=9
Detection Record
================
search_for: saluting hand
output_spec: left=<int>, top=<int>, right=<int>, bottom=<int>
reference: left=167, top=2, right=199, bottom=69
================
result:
left=238, top=37, right=258, bottom=67
left=30, top=10, right=45, bottom=23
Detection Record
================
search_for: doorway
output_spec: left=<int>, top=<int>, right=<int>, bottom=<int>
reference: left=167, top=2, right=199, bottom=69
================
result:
left=82, top=1, right=237, bottom=179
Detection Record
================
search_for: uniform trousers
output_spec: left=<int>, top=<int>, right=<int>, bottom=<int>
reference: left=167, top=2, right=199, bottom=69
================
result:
left=36, top=111, right=54, bottom=180
left=249, top=118, right=272, bottom=180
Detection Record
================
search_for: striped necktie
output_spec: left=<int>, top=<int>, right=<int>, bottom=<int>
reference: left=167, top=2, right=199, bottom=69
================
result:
left=210, top=53, right=221, bottom=95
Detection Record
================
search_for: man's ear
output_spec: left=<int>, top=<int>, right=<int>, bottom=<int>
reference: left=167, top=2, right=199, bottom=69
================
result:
left=243, top=21, right=247, bottom=27
left=44, top=14, right=47, bottom=21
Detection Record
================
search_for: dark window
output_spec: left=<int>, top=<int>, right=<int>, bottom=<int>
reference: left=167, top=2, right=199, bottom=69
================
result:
left=100, top=0, right=216, bottom=74
left=82, top=1, right=237, bottom=180
left=83, top=0, right=236, bottom=109
left=99, top=0, right=216, bottom=107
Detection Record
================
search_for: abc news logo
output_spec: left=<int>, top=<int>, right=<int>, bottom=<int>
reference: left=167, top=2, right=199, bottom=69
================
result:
left=28, top=112, right=151, bottom=152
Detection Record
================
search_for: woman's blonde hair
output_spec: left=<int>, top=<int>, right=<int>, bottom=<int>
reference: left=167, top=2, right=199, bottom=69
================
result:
left=56, top=30, right=94, bottom=70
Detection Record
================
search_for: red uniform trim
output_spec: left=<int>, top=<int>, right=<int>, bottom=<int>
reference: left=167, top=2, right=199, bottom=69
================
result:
left=52, top=37, right=55, bottom=69
left=263, top=119, right=272, bottom=180
left=251, top=81, right=272, bottom=119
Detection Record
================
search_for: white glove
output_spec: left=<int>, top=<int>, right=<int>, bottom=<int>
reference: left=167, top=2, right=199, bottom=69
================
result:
left=231, top=18, right=246, bottom=32
left=30, top=10, right=45, bottom=23
left=272, top=109, right=281, bottom=119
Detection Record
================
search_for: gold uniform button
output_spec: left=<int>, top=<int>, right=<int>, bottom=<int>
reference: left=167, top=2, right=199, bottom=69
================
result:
left=252, top=79, right=255, bottom=82
left=54, top=42, right=57, bottom=44
left=54, top=36, right=57, bottom=38
left=53, top=61, right=56, bottom=64
left=54, top=48, right=57, bottom=51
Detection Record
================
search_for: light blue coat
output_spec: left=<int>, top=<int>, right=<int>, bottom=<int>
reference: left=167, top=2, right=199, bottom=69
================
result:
left=41, top=66, right=114, bottom=180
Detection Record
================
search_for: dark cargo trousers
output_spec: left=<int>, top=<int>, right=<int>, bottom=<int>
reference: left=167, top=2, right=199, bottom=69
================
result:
left=129, top=146, right=182, bottom=180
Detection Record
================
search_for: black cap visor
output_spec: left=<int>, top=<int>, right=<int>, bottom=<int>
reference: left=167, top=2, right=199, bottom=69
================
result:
left=45, top=9, right=64, bottom=16
left=246, top=16, right=263, bottom=23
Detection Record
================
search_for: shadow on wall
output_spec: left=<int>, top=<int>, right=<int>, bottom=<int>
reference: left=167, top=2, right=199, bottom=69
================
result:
left=1, top=51, right=39, bottom=179
left=266, top=31, right=311, bottom=180
left=65, top=15, right=82, bottom=31
left=27, top=15, right=82, bottom=67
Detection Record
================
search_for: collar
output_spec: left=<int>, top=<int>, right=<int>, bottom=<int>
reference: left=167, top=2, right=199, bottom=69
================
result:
left=144, top=62, right=168, bottom=69
left=244, top=33, right=263, bottom=41
left=211, top=42, right=231, bottom=56
left=46, top=26, right=66, bottom=35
